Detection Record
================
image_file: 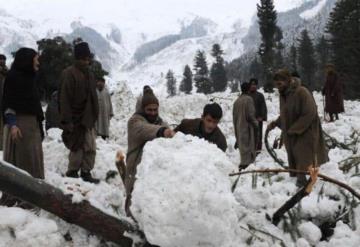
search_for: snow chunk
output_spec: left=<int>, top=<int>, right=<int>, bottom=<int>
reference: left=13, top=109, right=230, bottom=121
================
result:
left=300, top=0, right=327, bottom=20
left=132, top=133, right=240, bottom=247
left=298, top=222, right=322, bottom=245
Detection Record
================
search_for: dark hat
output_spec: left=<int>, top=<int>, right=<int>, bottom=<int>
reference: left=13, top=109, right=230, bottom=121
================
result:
left=0, top=54, right=6, bottom=60
left=241, top=82, right=250, bottom=93
left=273, top=69, right=291, bottom=82
left=249, top=78, right=258, bottom=85
left=12, top=47, right=37, bottom=73
left=142, top=86, right=159, bottom=108
left=74, top=42, right=91, bottom=60
left=291, top=71, right=300, bottom=79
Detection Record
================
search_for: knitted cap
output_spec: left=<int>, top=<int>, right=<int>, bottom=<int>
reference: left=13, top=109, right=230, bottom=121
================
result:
left=74, top=42, right=91, bottom=60
left=142, top=86, right=159, bottom=108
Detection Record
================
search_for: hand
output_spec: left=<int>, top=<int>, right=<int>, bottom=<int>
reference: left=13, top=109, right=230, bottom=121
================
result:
left=164, top=128, right=175, bottom=138
left=10, top=126, right=22, bottom=141
left=266, top=121, right=277, bottom=132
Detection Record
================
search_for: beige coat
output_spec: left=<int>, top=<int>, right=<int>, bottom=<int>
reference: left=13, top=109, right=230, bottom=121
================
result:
left=125, top=113, right=168, bottom=196
left=95, top=88, right=114, bottom=137
left=233, top=94, right=258, bottom=166
left=275, top=79, right=329, bottom=171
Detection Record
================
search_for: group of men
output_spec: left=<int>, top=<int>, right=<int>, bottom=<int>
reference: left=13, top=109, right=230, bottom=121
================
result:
left=1, top=42, right=334, bottom=218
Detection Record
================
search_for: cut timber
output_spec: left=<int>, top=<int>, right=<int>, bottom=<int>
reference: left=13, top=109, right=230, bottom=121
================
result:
left=0, top=160, right=140, bottom=246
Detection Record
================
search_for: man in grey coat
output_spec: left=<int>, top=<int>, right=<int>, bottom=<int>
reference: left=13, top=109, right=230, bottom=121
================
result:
left=95, top=78, right=114, bottom=139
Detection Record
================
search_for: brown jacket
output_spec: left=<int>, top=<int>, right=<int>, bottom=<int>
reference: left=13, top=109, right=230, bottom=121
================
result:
left=322, top=71, right=344, bottom=114
left=175, top=118, right=227, bottom=152
left=276, top=79, right=329, bottom=171
left=233, top=94, right=258, bottom=166
left=59, top=63, right=99, bottom=129
left=125, top=113, right=168, bottom=196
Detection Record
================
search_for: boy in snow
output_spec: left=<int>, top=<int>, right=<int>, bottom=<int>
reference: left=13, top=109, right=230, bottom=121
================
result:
left=233, top=82, right=258, bottom=170
left=125, top=86, right=175, bottom=217
left=95, top=78, right=114, bottom=140
left=267, top=69, right=329, bottom=186
left=59, top=42, right=100, bottom=184
left=249, top=78, right=267, bottom=153
left=174, top=103, right=227, bottom=152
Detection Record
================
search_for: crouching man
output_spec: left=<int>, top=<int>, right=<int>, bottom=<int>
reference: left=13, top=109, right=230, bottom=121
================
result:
left=175, top=103, right=227, bottom=152
left=125, top=86, right=175, bottom=217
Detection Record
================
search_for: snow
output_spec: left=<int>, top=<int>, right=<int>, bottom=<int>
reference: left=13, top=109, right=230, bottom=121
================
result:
left=298, top=222, right=322, bottom=245
left=300, top=0, right=328, bottom=20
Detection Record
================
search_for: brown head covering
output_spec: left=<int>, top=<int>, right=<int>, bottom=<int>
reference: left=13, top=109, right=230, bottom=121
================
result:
left=273, top=69, right=292, bottom=82
left=141, top=86, right=159, bottom=108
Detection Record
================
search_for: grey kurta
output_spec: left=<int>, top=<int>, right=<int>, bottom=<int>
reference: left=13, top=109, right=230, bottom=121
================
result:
left=95, top=88, right=114, bottom=137
left=233, top=94, right=258, bottom=166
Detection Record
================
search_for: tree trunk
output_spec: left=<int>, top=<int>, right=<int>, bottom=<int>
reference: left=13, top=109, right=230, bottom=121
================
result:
left=0, top=161, right=140, bottom=246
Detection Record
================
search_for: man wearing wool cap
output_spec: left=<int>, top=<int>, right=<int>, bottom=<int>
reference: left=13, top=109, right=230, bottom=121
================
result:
left=125, top=85, right=175, bottom=217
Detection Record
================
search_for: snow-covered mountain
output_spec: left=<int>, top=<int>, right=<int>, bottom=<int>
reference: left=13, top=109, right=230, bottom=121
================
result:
left=0, top=0, right=336, bottom=93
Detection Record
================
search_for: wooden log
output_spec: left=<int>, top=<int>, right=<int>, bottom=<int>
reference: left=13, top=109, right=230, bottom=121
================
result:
left=0, top=161, right=140, bottom=246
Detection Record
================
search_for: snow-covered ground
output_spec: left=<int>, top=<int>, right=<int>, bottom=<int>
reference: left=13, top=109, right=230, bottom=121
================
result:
left=1, top=82, right=360, bottom=246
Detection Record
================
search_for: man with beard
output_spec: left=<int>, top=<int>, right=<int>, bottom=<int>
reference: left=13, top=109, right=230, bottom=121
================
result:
left=233, top=82, right=258, bottom=170
left=59, top=42, right=100, bottom=184
left=267, top=69, right=328, bottom=186
left=0, top=54, right=8, bottom=150
left=175, top=103, right=227, bottom=152
left=249, top=78, right=267, bottom=153
left=125, top=86, right=175, bottom=217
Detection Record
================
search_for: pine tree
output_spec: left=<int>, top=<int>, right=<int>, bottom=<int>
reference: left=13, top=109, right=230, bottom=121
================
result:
left=193, top=50, right=212, bottom=94
left=315, top=35, right=331, bottom=89
left=297, top=29, right=316, bottom=90
left=210, top=44, right=228, bottom=92
left=257, top=0, right=278, bottom=92
left=327, top=0, right=360, bottom=99
left=274, top=27, right=285, bottom=70
left=179, top=65, right=193, bottom=94
left=249, top=57, right=263, bottom=81
left=166, top=70, right=177, bottom=97
left=288, top=44, right=298, bottom=73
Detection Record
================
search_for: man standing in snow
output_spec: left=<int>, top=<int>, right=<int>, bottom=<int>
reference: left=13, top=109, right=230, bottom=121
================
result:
left=59, top=42, right=100, bottom=184
left=249, top=78, right=267, bottom=153
left=267, top=69, right=328, bottom=186
left=95, top=78, right=114, bottom=140
left=175, top=103, right=227, bottom=152
left=233, top=82, right=258, bottom=170
left=0, top=54, right=8, bottom=150
left=125, top=86, right=175, bottom=216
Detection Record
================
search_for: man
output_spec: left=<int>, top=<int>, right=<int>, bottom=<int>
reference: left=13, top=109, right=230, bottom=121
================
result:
left=267, top=69, right=329, bottom=186
left=249, top=78, right=267, bottom=152
left=233, top=82, right=258, bottom=170
left=175, top=103, right=227, bottom=152
left=0, top=54, right=8, bottom=151
left=59, top=42, right=100, bottom=184
left=322, top=64, right=344, bottom=122
left=95, top=78, right=114, bottom=140
left=125, top=86, right=175, bottom=216
left=45, top=91, right=61, bottom=131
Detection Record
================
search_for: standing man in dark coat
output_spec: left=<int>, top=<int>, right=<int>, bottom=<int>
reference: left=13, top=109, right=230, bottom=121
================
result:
left=0, top=54, right=8, bottom=150
left=267, top=69, right=329, bottom=186
left=59, top=42, right=100, bottom=184
left=175, top=103, right=227, bottom=152
left=249, top=78, right=267, bottom=152
left=322, top=64, right=344, bottom=122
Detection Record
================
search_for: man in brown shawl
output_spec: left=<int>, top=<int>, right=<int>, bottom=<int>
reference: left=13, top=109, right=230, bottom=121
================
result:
left=268, top=69, right=329, bottom=186
left=59, top=42, right=100, bottom=184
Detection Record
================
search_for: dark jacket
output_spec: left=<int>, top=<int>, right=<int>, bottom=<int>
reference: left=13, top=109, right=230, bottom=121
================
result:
left=175, top=118, right=227, bottom=152
left=249, top=91, right=267, bottom=121
left=322, top=71, right=344, bottom=114
left=45, top=91, right=61, bottom=130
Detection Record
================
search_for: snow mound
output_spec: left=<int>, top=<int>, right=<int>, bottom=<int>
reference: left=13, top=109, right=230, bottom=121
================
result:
left=298, top=222, right=322, bottom=245
left=131, top=133, right=240, bottom=247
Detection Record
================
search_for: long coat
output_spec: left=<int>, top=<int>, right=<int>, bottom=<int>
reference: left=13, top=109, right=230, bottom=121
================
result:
left=233, top=94, right=258, bottom=166
left=174, top=118, right=227, bottom=152
left=322, top=72, right=344, bottom=114
left=275, top=79, right=329, bottom=171
left=95, top=88, right=114, bottom=137
left=125, top=112, right=168, bottom=196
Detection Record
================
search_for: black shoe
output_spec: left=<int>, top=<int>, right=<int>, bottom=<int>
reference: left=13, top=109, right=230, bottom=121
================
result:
left=66, top=170, right=79, bottom=178
left=81, top=171, right=100, bottom=184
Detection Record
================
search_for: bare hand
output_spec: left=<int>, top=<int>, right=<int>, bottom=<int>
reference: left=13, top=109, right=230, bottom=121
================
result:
left=164, top=129, right=175, bottom=138
left=10, top=126, right=22, bottom=141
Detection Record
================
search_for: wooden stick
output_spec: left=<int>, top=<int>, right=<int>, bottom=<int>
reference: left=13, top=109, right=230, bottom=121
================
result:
left=229, top=168, right=360, bottom=200
left=264, top=129, right=286, bottom=167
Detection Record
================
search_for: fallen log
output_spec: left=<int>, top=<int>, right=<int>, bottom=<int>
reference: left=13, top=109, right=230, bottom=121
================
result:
left=0, top=160, right=140, bottom=246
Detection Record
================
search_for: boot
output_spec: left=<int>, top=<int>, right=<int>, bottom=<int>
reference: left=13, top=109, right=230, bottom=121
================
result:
left=81, top=171, right=100, bottom=184
left=66, top=170, right=79, bottom=178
